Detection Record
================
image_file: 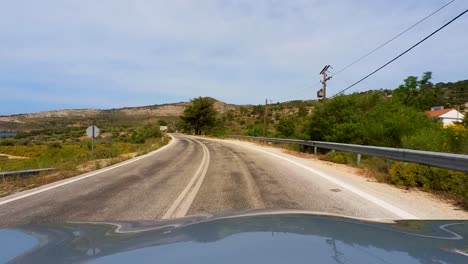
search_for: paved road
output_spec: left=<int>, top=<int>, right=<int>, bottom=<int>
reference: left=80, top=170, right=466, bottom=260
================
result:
left=0, top=134, right=421, bottom=227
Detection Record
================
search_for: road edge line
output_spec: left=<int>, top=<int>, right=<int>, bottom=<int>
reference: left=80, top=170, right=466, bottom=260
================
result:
left=0, top=135, right=176, bottom=206
left=219, top=138, right=418, bottom=219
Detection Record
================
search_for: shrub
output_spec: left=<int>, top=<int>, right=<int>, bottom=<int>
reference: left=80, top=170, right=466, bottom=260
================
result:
left=92, top=149, right=113, bottom=159
left=320, top=151, right=356, bottom=165
left=47, top=142, right=63, bottom=149
left=363, top=157, right=393, bottom=173
left=130, top=131, right=145, bottom=144
left=389, top=162, right=468, bottom=205
left=276, top=116, right=295, bottom=138
left=388, top=162, right=431, bottom=187
left=446, top=124, right=468, bottom=154
left=401, top=127, right=450, bottom=152
left=0, top=139, right=15, bottom=146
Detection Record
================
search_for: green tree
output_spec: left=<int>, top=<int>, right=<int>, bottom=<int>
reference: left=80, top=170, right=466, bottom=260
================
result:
left=307, top=92, right=384, bottom=143
left=276, top=115, right=295, bottom=138
left=359, top=100, right=440, bottom=147
left=206, top=116, right=226, bottom=136
left=180, top=97, right=217, bottom=135
left=392, top=71, right=437, bottom=110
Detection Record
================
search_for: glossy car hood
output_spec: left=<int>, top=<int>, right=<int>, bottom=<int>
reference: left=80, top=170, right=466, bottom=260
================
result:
left=1, top=210, right=468, bottom=264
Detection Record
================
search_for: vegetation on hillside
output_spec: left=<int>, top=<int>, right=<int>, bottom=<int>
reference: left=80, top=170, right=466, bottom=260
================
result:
left=0, top=106, right=181, bottom=132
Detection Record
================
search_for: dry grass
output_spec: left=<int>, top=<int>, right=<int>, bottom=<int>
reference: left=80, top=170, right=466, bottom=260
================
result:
left=0, top=153, right=29, bottom=160
left=0, top=171, right=71, bottom=197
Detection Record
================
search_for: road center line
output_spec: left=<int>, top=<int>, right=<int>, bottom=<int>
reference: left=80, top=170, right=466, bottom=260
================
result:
left=161, top=137, right=210, bottom=219
left=223, top=140, right=418, bottom=219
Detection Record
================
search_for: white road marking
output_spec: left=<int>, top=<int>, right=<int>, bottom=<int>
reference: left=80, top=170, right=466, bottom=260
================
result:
left=224, top=140, right=418, bottom=219
left=0, top=136, right=177, bottom=206
left=161, top=137, right=210, bottom=219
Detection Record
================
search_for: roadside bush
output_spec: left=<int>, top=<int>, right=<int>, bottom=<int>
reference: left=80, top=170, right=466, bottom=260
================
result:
left=320, top=151, right=356, bottom=165
left=359, top=100, right=438, bottom=147
left=401, top=127, right=450, bottom=152
left=389, top=162, right=468, bottom=206
left=363, top=157, right=393, bottom=174
left=388, top=162, right=431, bottom=187
left=129, top=124, right=162, bottom=144
left=446, top=124, right=468, bottom=154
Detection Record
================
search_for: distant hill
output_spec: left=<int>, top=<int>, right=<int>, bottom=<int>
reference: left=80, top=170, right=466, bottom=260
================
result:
left=0, top=99, right=247, bottom=131
left=360, top=79, right=468, bottom=112
left=0, top=103, right=177, bottom=131
left=435, top=80, right=468, bottom=108
left=0, top=98, right=318, bottom=133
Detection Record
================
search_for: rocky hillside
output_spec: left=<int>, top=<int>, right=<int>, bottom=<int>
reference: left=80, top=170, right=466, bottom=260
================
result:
left=0, top=100, right=239, bottom=131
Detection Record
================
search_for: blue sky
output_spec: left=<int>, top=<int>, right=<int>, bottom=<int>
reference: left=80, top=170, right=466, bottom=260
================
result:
left=1, top=0, right=467, bottom=115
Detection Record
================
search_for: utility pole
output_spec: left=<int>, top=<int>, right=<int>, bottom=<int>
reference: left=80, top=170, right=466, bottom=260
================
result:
left=318, top=65, right=331, bottom=101
left=321, top=69, right=328, bottom=101
left=263, top=98, right=268, bottom=137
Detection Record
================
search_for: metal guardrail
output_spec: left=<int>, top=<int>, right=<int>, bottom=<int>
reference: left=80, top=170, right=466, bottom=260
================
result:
left=227, top=135, right=468, bottom=172
left=0, top=168, right=57, bottom=179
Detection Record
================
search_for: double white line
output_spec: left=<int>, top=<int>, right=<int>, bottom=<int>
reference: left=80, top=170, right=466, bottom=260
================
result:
left=161, top=138, right=210, bottom=219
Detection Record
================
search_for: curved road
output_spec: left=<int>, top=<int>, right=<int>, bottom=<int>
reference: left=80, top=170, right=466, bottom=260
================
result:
left=0, top=134, right=437, bottom=227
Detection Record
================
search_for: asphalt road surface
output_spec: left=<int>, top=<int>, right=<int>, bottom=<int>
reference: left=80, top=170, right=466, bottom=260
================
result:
left=0, top=134, right=455, bottom=227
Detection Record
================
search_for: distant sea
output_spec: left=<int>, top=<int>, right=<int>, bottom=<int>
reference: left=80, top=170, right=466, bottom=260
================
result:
left=0, top=132, right=16, bottom=137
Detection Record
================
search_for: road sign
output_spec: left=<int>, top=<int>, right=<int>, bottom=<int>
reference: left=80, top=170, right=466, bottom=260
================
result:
left=86, top=125, right=99, bottom=156
left=86, top=126, right=100, bottom=138
left=160, top=126, right=168, bottom=132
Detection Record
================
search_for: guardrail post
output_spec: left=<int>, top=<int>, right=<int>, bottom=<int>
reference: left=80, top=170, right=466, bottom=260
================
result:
left=314, top=146, right=317, bottom=155
left=356, top=153, right=361, bottom=166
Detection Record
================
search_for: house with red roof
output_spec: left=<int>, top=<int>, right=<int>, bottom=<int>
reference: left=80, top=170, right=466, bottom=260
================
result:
left=425, top=107, right=464, bottom=126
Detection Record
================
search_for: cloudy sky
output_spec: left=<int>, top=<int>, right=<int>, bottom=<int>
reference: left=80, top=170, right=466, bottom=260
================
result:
left=1, top=0, right=467, bottom=114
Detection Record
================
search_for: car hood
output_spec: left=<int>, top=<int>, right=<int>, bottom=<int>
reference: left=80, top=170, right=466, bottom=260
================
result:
left=1, top=210, right=468, bottom=263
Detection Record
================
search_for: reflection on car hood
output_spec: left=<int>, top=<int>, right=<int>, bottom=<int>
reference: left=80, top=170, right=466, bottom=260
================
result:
left=1, top=209, right=468, bottom=263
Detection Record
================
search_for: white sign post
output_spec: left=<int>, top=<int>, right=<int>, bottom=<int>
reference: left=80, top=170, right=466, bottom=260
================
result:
left=86, top=125, right=100, bottom=156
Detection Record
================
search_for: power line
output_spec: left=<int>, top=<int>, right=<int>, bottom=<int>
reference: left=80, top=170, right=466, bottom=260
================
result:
left=331, top=8, right=468, bottom=97
left=330, top=0, right=455, bottom=78
left=284, top=0, right=454, bottom=102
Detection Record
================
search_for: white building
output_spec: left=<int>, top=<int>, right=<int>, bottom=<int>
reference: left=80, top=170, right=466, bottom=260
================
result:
left=425, top=108, right=464, bottom=126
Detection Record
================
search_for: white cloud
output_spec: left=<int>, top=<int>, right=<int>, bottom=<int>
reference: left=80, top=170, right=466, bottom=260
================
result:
left=1, top=0, right=467, bottom=113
